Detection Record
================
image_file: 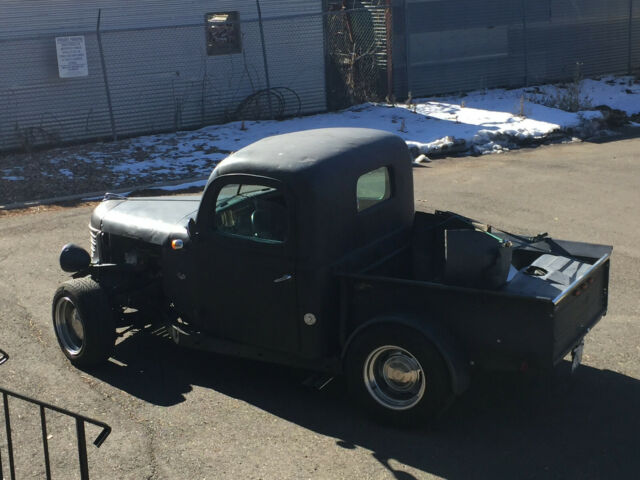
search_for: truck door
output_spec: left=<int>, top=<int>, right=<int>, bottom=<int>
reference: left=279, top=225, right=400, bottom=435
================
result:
left=195, top=176, right=299, bottom=353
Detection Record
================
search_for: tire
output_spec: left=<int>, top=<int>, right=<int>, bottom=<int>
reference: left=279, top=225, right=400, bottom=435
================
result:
left=346, top=324, right=451, bottom=426
left=52, top=277, right=116, bottom=368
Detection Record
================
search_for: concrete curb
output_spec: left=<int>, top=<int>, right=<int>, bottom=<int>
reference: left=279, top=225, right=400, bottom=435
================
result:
left=0, top=175, right=209, bottom=211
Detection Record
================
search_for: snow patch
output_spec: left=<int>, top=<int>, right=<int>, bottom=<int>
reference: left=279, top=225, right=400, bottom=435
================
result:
left=15, top=75, right=640, bottom=191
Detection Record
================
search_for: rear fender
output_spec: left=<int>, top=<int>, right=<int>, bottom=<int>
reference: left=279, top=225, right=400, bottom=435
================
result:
left=342, top=316, right=471, bottom=395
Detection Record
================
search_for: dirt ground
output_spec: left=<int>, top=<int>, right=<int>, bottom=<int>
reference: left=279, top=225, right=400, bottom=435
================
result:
left=0, top=136, right=219, bottom=206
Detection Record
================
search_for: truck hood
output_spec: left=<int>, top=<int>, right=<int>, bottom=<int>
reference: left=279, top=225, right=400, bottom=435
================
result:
left=91, top=196, right=201, bottom=245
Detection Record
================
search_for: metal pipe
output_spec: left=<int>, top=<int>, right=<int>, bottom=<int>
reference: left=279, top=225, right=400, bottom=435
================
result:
left=522, top=0, right=529, bottom=86
left=403, top=0, right=411, bottom=98
left=256, top=0, right=274, bottom=119
left=96, top=9, right=118, bottom=141
left=2, top=393, right=15, bottom=480
left=385, top=0, right=394, bottom=100
left=76, top=419, right=90, bottom=480
left=40, top=406, right=52, bottom=480
left=629, top=0, right=634, bottom=75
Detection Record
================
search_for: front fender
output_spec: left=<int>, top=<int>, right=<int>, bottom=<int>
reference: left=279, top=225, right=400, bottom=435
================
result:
left=342, top=316, right=471, bottom=395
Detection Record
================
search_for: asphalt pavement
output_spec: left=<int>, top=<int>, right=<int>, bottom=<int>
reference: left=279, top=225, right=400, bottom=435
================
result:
left=0, top=137, right=638, bottom=479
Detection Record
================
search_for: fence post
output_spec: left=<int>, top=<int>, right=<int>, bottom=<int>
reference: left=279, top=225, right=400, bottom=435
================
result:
left=403, top=0, right=411, bottom=98
left=521, top=0, right=529, bottom=86
left=385, top=0, right=394, bottom=100
left=96, top=9, right=117, bottom=141
left=256, top=0, right=274, bottom=119
left=629, top=0, right=634, bottom=75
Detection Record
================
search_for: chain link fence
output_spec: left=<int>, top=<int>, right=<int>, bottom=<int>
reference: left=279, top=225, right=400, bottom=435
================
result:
left=0, top=3, right=391, bottom=152
left=7, top=0, right=638, bottom=152
left=96, top=14, right=326, bottom=138
left=325, top=3, right=392, bottom=109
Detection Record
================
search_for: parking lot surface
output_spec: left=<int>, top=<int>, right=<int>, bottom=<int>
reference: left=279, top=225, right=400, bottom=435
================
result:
left=0, top=137, right=638, bottom=479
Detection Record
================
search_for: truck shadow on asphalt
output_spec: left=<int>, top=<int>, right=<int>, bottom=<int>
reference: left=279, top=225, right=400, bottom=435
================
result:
left=92, top=329, right=639, bottom=480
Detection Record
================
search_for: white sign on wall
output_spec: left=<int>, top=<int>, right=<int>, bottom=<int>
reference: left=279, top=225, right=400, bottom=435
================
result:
left=55, top=36, right=88, bottom=78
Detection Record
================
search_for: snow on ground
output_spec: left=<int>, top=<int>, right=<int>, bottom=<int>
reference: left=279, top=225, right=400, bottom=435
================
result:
left=534, top=75, right=640, bottom=114
left=3, top=76, right=640, bottom=199
left=110, top=75, right=640, bottom=182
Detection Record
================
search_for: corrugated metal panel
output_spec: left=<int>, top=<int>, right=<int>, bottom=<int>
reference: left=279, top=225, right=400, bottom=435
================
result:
left=633, top=7, right=640, bottom=71
left=0, top=0, right=323, bottom=38
left=362, top=1, right=389, bottom=68
left=1, top=1, right=325, bottom=150
left=395, top=0, right=639, bottom=99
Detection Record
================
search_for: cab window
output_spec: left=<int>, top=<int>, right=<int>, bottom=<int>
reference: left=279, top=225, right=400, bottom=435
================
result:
left=214, top=183, right=288, bottom=243
left=357, top=166, right=391, bottom=212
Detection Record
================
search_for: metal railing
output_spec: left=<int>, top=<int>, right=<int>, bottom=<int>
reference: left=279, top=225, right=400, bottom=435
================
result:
left=0, top=349, right=111, bottom=480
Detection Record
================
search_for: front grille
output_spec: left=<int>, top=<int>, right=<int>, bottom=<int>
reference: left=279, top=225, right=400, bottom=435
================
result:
left=89, top=225, right=100, bottom=262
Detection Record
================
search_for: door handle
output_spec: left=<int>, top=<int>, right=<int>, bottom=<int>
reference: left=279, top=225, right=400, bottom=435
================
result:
left=274, top=274, right=293, bottom=283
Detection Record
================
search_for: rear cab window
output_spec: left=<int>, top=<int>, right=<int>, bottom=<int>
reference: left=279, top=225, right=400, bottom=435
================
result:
left=357, top=166, right=391, bottom=212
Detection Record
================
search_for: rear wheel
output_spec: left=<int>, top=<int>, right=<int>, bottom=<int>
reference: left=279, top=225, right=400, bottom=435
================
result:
left=52, top=277, right=116, bottom=368
left=346, top=325, right=451, bottom=426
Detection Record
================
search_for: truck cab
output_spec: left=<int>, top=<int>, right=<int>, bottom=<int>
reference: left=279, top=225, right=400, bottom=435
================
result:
left=53, top=128, right=612, bottom=425
left=180, top=129, right=414, bottom=361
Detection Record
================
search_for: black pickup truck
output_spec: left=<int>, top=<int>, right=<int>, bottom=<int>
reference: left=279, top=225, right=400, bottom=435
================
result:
left=53, top=128, right=612, bottom=424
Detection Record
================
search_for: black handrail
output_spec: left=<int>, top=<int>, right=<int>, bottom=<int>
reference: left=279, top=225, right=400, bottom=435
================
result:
left=0, top=349, right=111, bottom=479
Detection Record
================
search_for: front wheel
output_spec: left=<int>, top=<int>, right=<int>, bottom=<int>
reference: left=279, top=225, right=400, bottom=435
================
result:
left=346, top=325, right=452, bottom=426
left=52, top=277, right=116, bottom=368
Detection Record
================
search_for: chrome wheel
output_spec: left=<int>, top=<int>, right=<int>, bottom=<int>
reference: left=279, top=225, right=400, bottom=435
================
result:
left=363, top=345, right=426, bottom=410
left=54, top=296, right=85, bottom=355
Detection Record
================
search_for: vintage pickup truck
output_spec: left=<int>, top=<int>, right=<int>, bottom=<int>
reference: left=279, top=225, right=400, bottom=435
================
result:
left=53, top=128, right=612, bottom=424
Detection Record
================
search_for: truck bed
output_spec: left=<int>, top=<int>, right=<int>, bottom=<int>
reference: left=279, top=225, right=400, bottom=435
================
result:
left=338, top=211, right=611, bottom=370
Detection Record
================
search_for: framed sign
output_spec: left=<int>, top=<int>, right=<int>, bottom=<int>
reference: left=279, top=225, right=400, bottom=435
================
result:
left=55, top=36, right=89, bottom=78
left=205, top=12, right=242, bottom=55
